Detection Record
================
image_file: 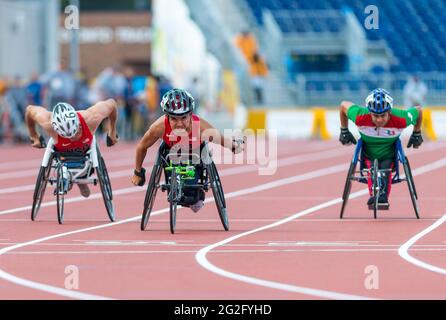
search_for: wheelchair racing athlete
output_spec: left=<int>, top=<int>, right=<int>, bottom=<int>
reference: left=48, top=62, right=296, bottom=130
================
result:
left=131, top=88, right=244, bottom=212
left=25, top=99, right=119, bottom=197
left=339, top=88, right=423, bottom=207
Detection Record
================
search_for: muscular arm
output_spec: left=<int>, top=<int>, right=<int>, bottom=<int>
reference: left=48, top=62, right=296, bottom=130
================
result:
left=134, top=117, right=165, bottom=172
left=82, top=99, right=118, bottom=134
left=200, top=118, right=234, bottom=150
left=339, top=101, right=354, bottom=128
left=414, top=106, right=423, bottom=132
left=25, top=105, right=55, bottom=145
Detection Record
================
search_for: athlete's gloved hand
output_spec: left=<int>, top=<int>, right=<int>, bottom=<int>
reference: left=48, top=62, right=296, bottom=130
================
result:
left=231, top=138, right=245, bottom=154
left=339, top=128, right=357, bottom=145
left=106, top=133, right=119, bottom=147
left=30, top=135, right=46, bottom=149
left=407, top=131, right=423, bottom=149
left=132, top=168, right=146, bottom=186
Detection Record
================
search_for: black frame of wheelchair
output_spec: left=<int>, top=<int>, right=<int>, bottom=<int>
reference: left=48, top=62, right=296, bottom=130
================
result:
left=340, top=138, right=419, bottom=219
left=140, top=141, right=228, bottom=234
left=31, top=137, right=114, bottom=224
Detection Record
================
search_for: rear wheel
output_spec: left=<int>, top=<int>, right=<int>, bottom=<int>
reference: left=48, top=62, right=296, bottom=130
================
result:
left=56, top=164, right=65, bottom=224
left=404, top=156, right=420, bottom=219
left=31, top=160, right=52, bottom=221
left=340, top=161, right=356, bottom=219
left=372, top=159, right=379, bottom=219
left=97, top=150, right=115, bottom=222
left=141, top=155, right=163, bottom=231
left=208, top=160, right=229, bottom=231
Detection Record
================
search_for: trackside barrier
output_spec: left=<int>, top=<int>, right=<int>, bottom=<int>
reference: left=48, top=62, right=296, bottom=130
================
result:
left=245, top=107, right=444, bottom=140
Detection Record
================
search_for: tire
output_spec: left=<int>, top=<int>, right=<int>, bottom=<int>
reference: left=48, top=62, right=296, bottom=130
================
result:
left=404, top=157, right=420, bottom=219
left=31, top=160, right=52, bottom=221
left=97, top=153, right=115, bottom=222
left=56, top=164, right=65, bottom=225
left=169, top=169, right=179, bottom=234
left=340, top=161, right=356, bottom=219
left=140, top=156, right=163, bottom=231
left=208, top=160, right=229, bottom=231
left=372, top=159, right=379, bottom=219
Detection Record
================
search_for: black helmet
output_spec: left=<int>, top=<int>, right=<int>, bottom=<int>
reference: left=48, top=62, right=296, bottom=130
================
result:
left=160, top=88, right=195, bottom=116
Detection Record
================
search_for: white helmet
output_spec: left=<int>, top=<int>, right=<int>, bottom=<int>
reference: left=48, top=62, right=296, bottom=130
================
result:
left=51, top=103, right=80, bottom=138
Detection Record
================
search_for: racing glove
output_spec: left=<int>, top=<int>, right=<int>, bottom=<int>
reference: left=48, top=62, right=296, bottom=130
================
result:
left=339, top=128, right=357, bottom=145
left=407, top=131, right=423, bottom=149
left=134, top=168, right=146, bottom=186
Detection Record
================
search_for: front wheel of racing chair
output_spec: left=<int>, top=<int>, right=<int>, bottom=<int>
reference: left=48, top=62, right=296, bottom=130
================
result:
left=56, top=162, right=66, bottom=224
left=202, top=142, right=229, bottom=231
left=169, top=168, right=181, bottom=234
left=96, top=146, right=115, bottom=222
left=140, top=143, right=166, bottom=231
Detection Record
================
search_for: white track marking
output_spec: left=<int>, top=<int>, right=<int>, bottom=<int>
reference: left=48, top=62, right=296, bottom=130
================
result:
left=0, top=150, right=445, bottom=299
left=195, top=156, right=446, bottom=300
left=0, top=146, right=347, bottom=194
left=0, top=159, right=358, bottom=299
left=398, top=214, right=446, bottom=275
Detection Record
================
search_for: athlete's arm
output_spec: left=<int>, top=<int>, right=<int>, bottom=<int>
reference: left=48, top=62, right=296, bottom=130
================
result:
left=339, top=101, right=357, bottom=145
left=339, top=101, right=355, bottom=128
left=131, top=116, right=165, bottom=186
left=200, top=118, right=243, bottom=153
left=25, top=105, right=54, bottom=147
left=407, top=106, right=423, bottom=148
left=83, top=99, right=119, bottom=144
left=413, top=106, right=423, bottom=132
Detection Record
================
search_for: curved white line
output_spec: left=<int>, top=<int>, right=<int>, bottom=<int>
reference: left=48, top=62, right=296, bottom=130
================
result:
left=196, top=189, right=373, bottom=300
left=398, top=214, right=446, bottom=275
left=196, top=156, right=446, bottom=300
left=1, top=150, right=445, bottom=299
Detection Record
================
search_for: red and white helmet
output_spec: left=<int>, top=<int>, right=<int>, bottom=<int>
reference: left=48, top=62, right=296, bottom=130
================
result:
left=51, top=102, right=80, bottom=138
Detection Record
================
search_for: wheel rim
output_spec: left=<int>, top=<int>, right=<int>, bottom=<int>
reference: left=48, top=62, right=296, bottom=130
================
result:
left=141, top=164, right=162, bottom=231
left=98, top=156, right=114, bottom=221
left=57, top=165, right=64, bottom=224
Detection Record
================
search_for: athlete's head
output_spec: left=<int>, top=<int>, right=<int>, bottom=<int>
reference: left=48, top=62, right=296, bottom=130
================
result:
left=366, top=88, right=393, bottom=127
left=161, top=88, right=195, bottom=130
left=51, top=102, right=80, bottom=139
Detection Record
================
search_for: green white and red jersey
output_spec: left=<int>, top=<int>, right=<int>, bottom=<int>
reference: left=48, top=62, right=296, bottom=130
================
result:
left=347, top=105, right=419, bottom=160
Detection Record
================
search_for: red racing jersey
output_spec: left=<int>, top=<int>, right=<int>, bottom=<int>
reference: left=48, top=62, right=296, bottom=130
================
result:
left=54, top=112, right=93, bottom=153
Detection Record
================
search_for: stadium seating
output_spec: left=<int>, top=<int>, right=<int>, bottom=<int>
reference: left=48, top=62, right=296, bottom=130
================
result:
left=246, top=0, right=446, bottom=72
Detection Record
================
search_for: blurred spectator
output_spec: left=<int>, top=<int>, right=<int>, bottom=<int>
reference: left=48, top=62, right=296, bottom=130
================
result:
left=26, top=72, right=42, bottom=106
left=404, top=75, right=428, bottom=107
left=186, top=76, right=202, bottom=112
left=123, top=67, right=136, bottom=140
left=41, top=61, right=77, bottom=109
left=3, top=77, right=28, bottom=142
left=234, top=30, right=258, bottom=64
left=249, top=52, right=269, bottom=105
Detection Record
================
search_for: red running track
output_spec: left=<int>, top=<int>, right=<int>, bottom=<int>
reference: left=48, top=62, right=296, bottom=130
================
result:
left=0, top=139, right=445, bottom=299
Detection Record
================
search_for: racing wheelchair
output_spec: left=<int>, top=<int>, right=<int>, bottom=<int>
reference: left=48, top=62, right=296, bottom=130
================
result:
left=140, top=141, right=228, bottom=234
left=340, top=138, right=419, bottom=219
left=31, top=136, right=114, bottom=224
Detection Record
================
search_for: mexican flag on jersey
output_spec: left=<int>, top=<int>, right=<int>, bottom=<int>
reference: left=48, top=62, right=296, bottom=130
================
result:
left=347, top=105, right=419, bottom=160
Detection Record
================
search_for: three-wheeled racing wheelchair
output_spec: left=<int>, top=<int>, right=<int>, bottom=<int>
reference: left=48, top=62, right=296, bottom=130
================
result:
left=340, top=138, right=419, bottom=219
left=140, top=141, right=228, bottom=234
left=31, top=136, right=114, bottom=224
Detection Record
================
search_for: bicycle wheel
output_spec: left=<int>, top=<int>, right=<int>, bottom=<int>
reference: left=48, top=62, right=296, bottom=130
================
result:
left=340, top=161, right=356, bottom=219
left=56, top=164, right=65, bottom=224
left=169, top=169, right=179, bottom=234
left=209, top=161, right=229, bottom=231
left=403, top=156, right=420, bottom=219
left=31, top=160, right=52, bottom=221
left=372, top=159, right=379, bottom=219
left=97, top=152, right=115, bottom=222
left=141, top=156, right=163, bottom=231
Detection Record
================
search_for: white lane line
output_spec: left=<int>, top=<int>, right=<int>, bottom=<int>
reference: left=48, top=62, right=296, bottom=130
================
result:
left=195, top=156, right=446, bottom=300
left=0, top=146, right=347, bottom=194
left=0, top=160, right=353, bottom=299
left=1, top=151, right=445, bottom=299
left=398, top=214, right=446, bottom=275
